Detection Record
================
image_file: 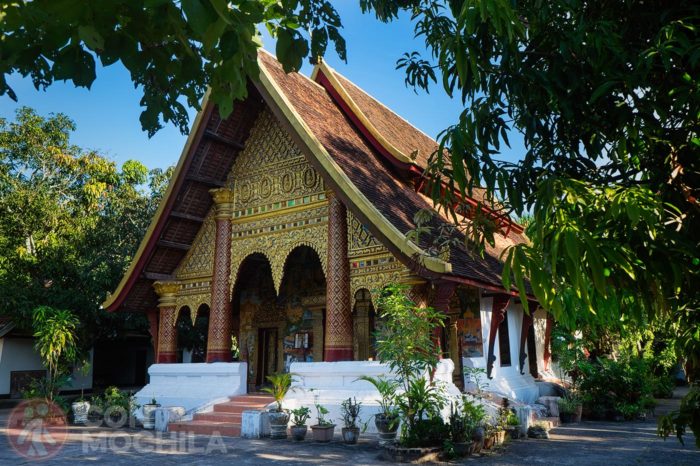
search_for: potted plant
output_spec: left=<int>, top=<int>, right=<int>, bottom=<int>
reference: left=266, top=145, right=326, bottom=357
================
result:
left=102, top=386, right=138, bottom=427
left=290, top=406, right=311, bottom=441
left=462, top=396, right=487, bottom=453
left=141, top=397, right=160, bottom=430
left=71, top=361, right=91, bottom=425
left=88, top=393, right=104, bottom=425
left=310, top=403, right=335, bottom=442
left=482, top=423, right=497, bottom=450
left=261, top=372, right=294, bottom=439
left=558, top=395, right=581, bottom=424
left=448, top=402, right=472, bottom=457
left=505, top=411, right=521, bottom=439
left=357, top=376, right=399, bottom=443
left=340, top=397, right=363, bottom=444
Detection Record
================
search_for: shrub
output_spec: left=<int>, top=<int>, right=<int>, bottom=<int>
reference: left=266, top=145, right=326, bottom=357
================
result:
left=403, top=416, right=450, bottom=448
left=577, top=357, right=653, bottom=419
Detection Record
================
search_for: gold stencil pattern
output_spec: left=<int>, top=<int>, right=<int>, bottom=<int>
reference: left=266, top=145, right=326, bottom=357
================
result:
left=174, top=212, right=216, bottom=279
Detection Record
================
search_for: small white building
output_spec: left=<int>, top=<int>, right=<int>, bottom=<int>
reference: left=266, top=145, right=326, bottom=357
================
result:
left=0, top=317, right=93, bottom=399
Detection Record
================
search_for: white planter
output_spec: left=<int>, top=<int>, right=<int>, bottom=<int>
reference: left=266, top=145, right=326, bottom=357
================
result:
left=142, top=403, right=161, bottom=429
left=72, top=401, right=90, bottom=425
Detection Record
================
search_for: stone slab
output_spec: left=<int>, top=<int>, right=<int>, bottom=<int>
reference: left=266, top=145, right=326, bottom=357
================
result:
left=240, top=410, right=270, bottom=439
left=155, top=406, right=185, bottom=432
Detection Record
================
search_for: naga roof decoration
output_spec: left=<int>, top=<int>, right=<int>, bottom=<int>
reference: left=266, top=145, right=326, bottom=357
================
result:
left=103, top=51, right=527, bottom=313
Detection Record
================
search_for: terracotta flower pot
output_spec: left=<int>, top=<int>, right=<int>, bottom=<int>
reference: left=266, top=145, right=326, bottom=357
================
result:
left=311, top=424, right=335, bottom=442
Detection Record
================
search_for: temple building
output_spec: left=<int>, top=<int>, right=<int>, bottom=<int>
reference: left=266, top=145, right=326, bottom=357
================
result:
left=104, top=52, right=554, bottom=422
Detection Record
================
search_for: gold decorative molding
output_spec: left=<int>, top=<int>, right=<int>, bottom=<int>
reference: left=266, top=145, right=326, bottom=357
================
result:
left=224, top=109, right=330, bottom=296
left=230, top=221, right=328, bottom=295
left=210, top=188, right=235, bottom=218
left=153, top=281, right=180, bottom=307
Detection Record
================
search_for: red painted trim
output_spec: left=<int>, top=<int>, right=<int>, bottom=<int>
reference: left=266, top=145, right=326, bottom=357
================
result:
left=157, top=352, right=178, bottom=364
left=316, top=71, right=412, bottom=174
left=441, top=275, right=531, bottom=299
left=105, top=104, right=215, bottom=312
left=206, top=350, right=232, bottom=363
left=323, top=347, right=353, bottom=362
left=486, top=295, right=510, bottom=379
left=315, top=70, right=524, bottom=237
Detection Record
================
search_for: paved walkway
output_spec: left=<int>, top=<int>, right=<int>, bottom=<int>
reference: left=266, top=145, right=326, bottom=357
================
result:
left=0, top=390, right=697, bottom=465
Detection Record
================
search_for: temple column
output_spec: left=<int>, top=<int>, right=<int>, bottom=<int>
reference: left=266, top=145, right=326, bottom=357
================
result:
left=518, top=300, right=536, bottom=375
left=430, top=282, right=456, bottom=365
left=324, top=192, right=353, bottom=361
left=206, top=188, right=235, bottom=362
left=486, top=294, right=510, bottom=379
left=153, top=281, right=180, bottom=363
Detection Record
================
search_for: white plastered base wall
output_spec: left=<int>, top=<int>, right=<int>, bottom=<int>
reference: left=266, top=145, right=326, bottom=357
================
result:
left=463, top=297, right=540, bottom=404
left=132, top=362, right=247, bottom=420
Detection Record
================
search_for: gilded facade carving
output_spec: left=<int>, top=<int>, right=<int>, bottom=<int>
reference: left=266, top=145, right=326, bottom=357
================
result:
left=230, top=221, right=328, bottom=295
left=174, top=212, right=216, bottom=280
left=226, top=109, right=329, bottom=296
left=348, top=210, right=384, bottom=257
left=346, top=210, right=411, bottom=306
left=227, top=110, right=325, bottom=211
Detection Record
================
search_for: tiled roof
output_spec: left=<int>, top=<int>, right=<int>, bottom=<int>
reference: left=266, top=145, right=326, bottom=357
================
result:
left=106, top=52, right=526, bottom=313
left=259, top=53, right=523, bottom=291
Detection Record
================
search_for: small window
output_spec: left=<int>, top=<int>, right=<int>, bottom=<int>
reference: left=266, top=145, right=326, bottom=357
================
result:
left=498, top=314, right=512, bottom=367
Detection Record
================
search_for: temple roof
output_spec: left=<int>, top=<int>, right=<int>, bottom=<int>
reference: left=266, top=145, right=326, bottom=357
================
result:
left=104, top=52, right=526, bottom=313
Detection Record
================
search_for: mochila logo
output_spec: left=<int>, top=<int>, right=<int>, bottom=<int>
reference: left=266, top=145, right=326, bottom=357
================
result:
left=6, top=398, right=68, bottom=461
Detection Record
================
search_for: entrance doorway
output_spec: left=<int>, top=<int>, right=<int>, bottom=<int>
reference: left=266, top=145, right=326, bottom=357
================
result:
left=256, top=327, right=278, bottom=388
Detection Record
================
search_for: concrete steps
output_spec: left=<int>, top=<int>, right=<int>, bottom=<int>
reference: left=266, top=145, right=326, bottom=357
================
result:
left=168, top=393, right=272, bottom=437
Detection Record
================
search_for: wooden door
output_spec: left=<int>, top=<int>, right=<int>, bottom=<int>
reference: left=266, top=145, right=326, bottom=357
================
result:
left=256, top=328, right=278, bottom=388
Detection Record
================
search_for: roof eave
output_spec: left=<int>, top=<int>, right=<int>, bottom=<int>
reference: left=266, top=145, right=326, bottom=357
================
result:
left=102, top=91, right=213, bottom=312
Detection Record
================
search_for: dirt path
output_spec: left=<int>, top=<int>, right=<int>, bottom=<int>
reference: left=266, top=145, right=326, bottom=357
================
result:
left=470, top=387, right=699, bottom=466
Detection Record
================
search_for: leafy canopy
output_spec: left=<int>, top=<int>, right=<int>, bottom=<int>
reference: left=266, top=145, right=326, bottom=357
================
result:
left=0, top=0, right=345, bottom=136
left=0, top=106, right=170, bottom=346
left=359, top=0, right=699, bottom=332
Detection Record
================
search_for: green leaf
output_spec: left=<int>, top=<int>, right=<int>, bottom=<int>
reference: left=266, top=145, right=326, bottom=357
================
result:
left=590, top=80, right=617, bottom=103
left=78, top=25, right=104, bottom=51
left=182, top=0, right=218, bottom=36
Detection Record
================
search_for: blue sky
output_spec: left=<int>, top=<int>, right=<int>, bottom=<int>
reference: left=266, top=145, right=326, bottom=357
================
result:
left=1, top=3, right=524, bottom=171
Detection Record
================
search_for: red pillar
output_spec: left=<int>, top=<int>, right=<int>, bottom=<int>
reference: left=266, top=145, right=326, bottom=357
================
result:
left=486, top=294, right=510, bottom=379
left=324, top=192, right=353, bottom=361
left=153, top=281, right=180, bottom=363
left=207, top=188, right=234, bottom=363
